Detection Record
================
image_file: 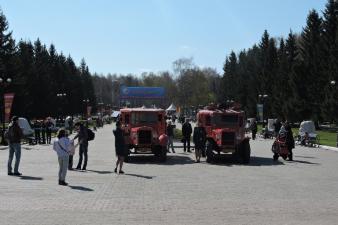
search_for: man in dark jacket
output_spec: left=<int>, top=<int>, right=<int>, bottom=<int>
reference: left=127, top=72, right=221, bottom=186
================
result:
left=6, top=116, right=24, bottom=176
left=193, top=122, right=206, bottom=162
left=74, top=122, right=89, bottom=170
left=182, top=118, right=192, bottom=152
left=285, top=123, right=295, bottom=161
left=251, top=120, right=258, bottom=140
left=166, top=121, right=175, bottom=153
left=113, top=121, right=126, bottom=174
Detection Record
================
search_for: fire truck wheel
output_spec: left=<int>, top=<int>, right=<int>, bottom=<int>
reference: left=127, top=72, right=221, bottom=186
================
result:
left=241, top=141, right=251, bottom=164
left=206, top=141, right=214, bottom=163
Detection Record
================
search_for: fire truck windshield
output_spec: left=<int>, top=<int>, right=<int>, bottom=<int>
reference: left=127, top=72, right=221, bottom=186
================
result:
left=212, top=114, right=238, bottom=126
left=131, top=112, right=157, bottom=124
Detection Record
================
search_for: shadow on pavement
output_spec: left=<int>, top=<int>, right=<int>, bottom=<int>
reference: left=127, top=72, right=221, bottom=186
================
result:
left=126, top=155, right=195, bottom=165
left=69, top=185, right=94, bottom=192
left=124, top=173, right=155, bottom=179
left=207, top=156, right=285, bottom=166
left=296, top=155, right=316, bottom=159
left=287, top=159, right=320, bottom=165
left=19, top=175, right=43, bottom=181
left=86, top=170, right=113, bottom=174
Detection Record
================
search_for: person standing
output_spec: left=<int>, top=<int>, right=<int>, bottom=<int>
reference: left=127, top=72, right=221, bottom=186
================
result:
left=45, top=118, right=54, bottom=144
left=113, top=121, right=126, bottom=174
left=182, top=118, right=192, bottom=152
left=251, top=120, right=258, bottom=140
left=41, top=120, right=46, bottom=144
left=6, top=116, right=24, bottom=176
left=74, top=122, right=89, bottom=170
left=285, top=123, right=295, bottom=161
left=166, top=121, right=175, bottom=153
left=53, top=128, right=71, bottom=185
left=193, top=122, right=206, bottom=163
left=33, top=120, right=41, bottom=144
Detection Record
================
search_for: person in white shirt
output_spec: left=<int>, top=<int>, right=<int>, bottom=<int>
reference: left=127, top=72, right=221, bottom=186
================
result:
left=53, top=129, right=71, bottom=186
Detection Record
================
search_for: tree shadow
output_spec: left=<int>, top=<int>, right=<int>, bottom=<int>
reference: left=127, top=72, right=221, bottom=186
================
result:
left=124, top=173, right=155, bottom=179
left=19, top=175, right=43, bottom=181
left=86, top=169, right=113, bottom=174
left=69, top=185, right=94, bottom=192
left=126, top=155, right=195, bottom=165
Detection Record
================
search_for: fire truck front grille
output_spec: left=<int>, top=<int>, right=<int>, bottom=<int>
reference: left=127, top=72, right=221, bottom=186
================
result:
left=138, top=130, right=152, bottom=144
left=222, top=132, right=235, bottom=145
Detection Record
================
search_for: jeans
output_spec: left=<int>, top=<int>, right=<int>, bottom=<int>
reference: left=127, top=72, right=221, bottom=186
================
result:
left=183, top=136, right=191, bottom=152
left=167, top=136, right=174, bottom=152
left=77, top=144, right=88, bottom=169
left=58, top=155, right=69, bottom=181
left=8, top=143, right=21, bottom=173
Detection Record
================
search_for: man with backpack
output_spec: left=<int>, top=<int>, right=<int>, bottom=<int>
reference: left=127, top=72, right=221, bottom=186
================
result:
left=74, top=121, right=90, bottom=170
left=6, top=116, right=24, bottom=176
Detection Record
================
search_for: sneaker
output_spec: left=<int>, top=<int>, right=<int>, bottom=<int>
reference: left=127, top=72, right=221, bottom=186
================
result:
left=59, top=181, right=68, bottom=186
left=13, top=172, right=22, bottom=176
left=114, top=168, right=117, bottom=173
left=8, top=172, right=13, bottom=176
left=75, top=167, right=81, bottom=170
left=82, top=167, right=86, bottom=171
left=119, top=170, right=125, bottom=174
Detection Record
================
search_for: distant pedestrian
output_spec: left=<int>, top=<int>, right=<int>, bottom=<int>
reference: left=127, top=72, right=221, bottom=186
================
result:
left=41, top=121, right=46, bottom=144
left=273, top=119, right=282, bottom=137
left=193, top=121, right=206, bottom=163
left=53, top=128, right=71, bottom=185
left=251, top=120, right=257, bottom=140
left=113, top=121, right=126, bottom=174
left=166, top=121, right=175, bottom=153
left=45, top=118, right=54, bottom=144
left=6, top=116, right=24, bottom=176
left=285, top=123, right=295, bottom=161
left=74, top=121, right=89, bottom=170
left=182, top=118, right=192, bottom=152
left=33, top=120, right=41, bottom=144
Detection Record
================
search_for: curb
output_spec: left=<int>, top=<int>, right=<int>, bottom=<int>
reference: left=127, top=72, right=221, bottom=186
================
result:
left=319, top=145, right=338, bottom=152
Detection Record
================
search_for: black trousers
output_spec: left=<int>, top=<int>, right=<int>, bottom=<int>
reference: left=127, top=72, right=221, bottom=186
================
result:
left=46, top=130, right=52, bottom=144
left=183, top=136, right=191, bottom=152
left=77, top=144, right=88, bottom=169
left=68, top=155, right=73, bottom=169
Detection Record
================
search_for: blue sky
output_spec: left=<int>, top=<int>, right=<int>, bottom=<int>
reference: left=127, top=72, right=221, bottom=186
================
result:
left=0, top=0, right=327, bottom=75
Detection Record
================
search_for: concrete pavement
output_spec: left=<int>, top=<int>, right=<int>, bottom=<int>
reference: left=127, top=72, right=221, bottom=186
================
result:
left=1, top=124, right=338, bottom=225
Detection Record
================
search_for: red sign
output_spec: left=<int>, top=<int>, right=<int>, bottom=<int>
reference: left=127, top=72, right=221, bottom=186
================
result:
left=4, top=93, right=15, bottom=122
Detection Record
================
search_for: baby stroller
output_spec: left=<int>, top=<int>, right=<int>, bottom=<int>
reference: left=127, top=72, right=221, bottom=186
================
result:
left=272, top=133, right=289, bottom=161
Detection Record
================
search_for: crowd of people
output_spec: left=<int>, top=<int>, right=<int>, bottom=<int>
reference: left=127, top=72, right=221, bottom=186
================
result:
left=4, top=114, right=296, bottom=187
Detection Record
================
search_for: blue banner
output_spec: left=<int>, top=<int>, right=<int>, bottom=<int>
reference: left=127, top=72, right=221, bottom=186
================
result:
left=120, top=86, right=165, bottom=99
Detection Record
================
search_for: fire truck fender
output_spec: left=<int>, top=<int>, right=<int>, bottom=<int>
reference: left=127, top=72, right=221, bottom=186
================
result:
left=159, top=134, right=168, bottom=146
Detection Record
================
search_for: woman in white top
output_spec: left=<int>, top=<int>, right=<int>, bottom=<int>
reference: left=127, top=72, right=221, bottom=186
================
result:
left=53, top=128, right=71, bottom=186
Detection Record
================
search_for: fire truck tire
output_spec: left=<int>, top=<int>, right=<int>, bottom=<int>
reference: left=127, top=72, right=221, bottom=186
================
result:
left=206, top=141, right=214, bottom=163
left=241, top=142, right=251, bottom=164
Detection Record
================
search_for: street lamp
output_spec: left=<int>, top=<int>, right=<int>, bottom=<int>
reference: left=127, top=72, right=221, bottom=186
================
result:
left=0, top=77, right=12, bottom=145
left=82, top=99, right=90, bottom=119
left=258, top=94, right=268, bottom=123
left=56, top=93, right=67, bottom=120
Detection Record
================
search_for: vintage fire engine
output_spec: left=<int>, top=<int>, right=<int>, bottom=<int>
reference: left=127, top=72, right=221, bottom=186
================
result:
left=120, top=108, right=168, bottom=162
left=197, top=105, right=251, bottom=164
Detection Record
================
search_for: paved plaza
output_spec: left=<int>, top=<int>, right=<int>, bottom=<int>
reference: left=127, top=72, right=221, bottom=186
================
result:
left=1, top=124, right=338, bottom=225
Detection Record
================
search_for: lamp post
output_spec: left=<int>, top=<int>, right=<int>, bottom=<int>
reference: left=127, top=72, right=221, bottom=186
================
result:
left=98, top=102, right=104, bottom=116
left=331, top=80, right=338, bottom=147
left=56, top=93, right=67, bottom=121
left=0, top=77, right=12, bottom=145
left=82, top=99, right=90, bottom=119
left=258, top=94, right=268, bottom=123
